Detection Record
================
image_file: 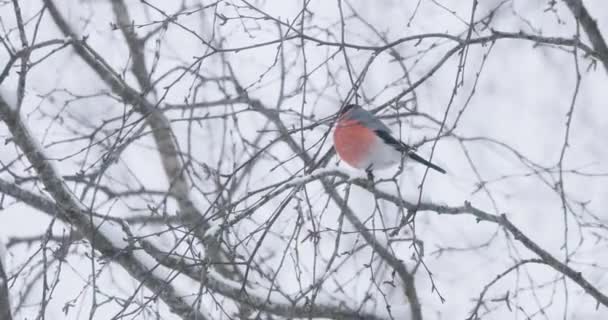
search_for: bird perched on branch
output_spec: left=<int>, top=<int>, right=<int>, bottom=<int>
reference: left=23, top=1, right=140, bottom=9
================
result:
left=333, top=104, right=446, bottom=180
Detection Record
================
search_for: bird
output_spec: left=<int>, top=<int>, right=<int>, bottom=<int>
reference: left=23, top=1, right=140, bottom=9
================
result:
left=333, top=104, right=446, bottom=180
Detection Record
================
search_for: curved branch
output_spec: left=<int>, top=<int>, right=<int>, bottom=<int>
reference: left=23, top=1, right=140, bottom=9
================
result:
left=0, top=94, right=208, bottom=319
left=319, top=171, right=608, bottom=309
left=141, top=241, right=388, bottom=320
left=247, top=98, right=423, bottom=319
left=233, top=167, right=608, bottom=310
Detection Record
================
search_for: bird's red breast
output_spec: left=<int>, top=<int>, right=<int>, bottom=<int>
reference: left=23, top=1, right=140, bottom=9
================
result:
left=333, top=118, right=376, bottom=169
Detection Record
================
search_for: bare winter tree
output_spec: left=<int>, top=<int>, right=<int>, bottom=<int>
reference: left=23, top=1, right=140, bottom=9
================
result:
left=0, top=0, right=607, bottom=319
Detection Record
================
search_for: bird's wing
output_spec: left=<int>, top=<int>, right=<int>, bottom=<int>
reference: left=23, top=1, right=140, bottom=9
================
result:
left=348, top=108, right=392, bottom=133
left=374, top=129, right=446, bottom=174
left=348, top=107, right=413, bottom=151
left=373, top=129, right=411, bottom=152
left=347, top=106, right=447, bottom=174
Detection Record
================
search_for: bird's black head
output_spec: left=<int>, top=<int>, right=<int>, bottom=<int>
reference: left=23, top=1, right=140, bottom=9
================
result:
left=339, top=104, right=359, bottom=115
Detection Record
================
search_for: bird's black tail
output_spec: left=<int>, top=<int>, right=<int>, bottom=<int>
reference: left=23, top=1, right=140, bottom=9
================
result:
left=406, top=150, right=446, bottom=174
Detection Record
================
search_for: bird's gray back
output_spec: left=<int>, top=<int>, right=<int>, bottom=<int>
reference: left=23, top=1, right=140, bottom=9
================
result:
left=345, top=107, right=392, bottom=133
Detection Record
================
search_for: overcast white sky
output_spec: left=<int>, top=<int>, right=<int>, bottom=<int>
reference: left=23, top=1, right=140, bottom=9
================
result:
left=0, top=0, right=607, bottom=319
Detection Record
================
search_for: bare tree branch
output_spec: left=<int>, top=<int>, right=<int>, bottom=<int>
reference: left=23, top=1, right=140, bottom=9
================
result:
left=0, top=238, right=11, bottom=320
left=563, top=0, right=608, bottom=73
left=0, top=94, right=209, bottom=320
